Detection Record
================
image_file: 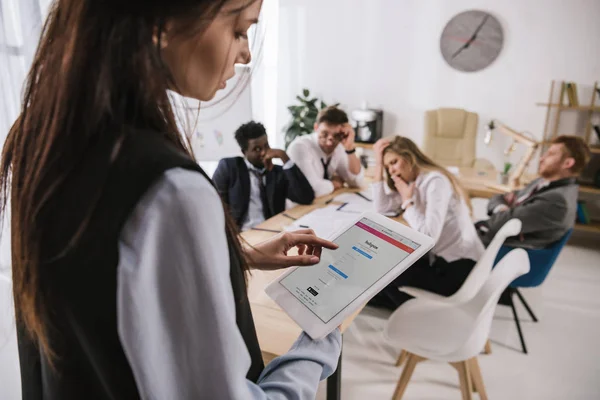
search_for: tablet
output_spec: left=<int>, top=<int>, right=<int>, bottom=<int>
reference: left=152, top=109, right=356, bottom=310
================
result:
left=265, top=211, right=434, bottom=339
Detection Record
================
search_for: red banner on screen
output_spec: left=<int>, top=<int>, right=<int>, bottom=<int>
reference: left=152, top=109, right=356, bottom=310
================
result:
left=355, top=221, right=415, bottom=254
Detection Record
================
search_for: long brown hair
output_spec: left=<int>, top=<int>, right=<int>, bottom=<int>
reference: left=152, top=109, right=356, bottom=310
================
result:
left=0, top=0, right=255, bottom=361
left=383, top=136, right=472, bottom=209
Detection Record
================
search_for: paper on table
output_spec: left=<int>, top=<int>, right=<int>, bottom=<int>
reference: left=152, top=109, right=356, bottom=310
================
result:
left=332, top=189, right=374, bottom=214
left=284, top=205, right=360, bottom=239
left=333, top=189, right=373, bottom=204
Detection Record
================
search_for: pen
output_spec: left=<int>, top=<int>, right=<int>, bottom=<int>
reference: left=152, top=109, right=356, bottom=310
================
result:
left=251, top=227, right=282, bottom=233
left=299, top=225, right=310, bottom=228
left=355, top=192, right=372, bottom=202
left=282, top=213, right=297, bottom=220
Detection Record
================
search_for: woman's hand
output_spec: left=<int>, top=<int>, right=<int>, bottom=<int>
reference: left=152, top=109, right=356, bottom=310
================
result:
left=373, top=138, right=390, bottom=166
left=373, top=138, right=390, bottom=182
left=245, top=229, right=338, bottom=270
left=392, top=175, right=415, bottom=202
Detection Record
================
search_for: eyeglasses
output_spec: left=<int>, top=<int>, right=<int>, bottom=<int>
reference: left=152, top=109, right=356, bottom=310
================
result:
left=318, top=130, right=346, bottom=143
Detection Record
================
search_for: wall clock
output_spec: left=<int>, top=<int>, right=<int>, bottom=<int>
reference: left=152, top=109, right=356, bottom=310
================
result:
left=440, top=10, right=504, bottom=72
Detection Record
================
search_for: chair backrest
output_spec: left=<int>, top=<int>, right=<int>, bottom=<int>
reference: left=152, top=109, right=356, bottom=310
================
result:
left=423, top=108, right=478, bottom=167
left=383, top=249, right=530, bottom=361
left=448, top=249, right=530, bottom=360
left=447, top=219, right=522, bottom=303
left=493, top=229, right=572, bottom=288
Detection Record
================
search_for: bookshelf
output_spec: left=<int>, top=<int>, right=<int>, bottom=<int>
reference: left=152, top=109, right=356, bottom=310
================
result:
left=535, top=103, right=600, bottom=112
left=538, top=80, right=600, bottom=236
left=580, top=184, right=600, bottom=195
left=574, top=222, right=600, bottom=234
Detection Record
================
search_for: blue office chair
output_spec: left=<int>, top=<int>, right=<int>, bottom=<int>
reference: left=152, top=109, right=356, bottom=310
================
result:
left=493, top=229, right=573, bottom=354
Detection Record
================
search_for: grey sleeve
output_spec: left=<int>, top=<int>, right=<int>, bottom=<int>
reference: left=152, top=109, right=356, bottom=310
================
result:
left=116, top=168, right=341, bottom=400
left=487, top=179, right=541, bottom=215
left=487, top=193, right=508, bottom=214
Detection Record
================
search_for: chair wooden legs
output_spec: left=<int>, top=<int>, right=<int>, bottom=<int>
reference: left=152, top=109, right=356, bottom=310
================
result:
left=468, top=357, right=488, bottom=400
left=395, top=350, right=407, bottom=367
left=450, top=361, right=473, bottom=400
left=393, top=355, right=487, bottom=400
left=392, top=353, right=425, bottom=400
left=483, top=339, right=492, bottom=355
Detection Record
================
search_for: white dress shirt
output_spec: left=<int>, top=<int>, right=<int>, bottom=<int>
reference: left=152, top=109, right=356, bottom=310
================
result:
left=241, top=158, right=295, bottom=231
left=117, top=167, right=341, bottom=399
left=372, top=171, right=484, bottom=263
left=287, top=132, right=364, bottom=197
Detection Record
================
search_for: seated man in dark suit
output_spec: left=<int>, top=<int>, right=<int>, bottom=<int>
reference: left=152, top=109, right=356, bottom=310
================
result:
left=213, top=121, right=315, bottom=231
left=477, top=135, right=590, bottom=249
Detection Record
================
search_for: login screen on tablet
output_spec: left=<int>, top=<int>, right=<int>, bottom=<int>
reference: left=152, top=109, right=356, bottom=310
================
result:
left=280, top=218, right=421, bottom=323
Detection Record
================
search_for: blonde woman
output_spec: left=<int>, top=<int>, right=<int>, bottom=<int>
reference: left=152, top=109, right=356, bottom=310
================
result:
left=368, top=136, right=484, bottom=310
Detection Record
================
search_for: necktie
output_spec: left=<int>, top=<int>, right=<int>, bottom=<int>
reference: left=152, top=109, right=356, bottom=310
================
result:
left=250, top=169, right=271, bottom=219
left=321, top=158, right=331, bottom=180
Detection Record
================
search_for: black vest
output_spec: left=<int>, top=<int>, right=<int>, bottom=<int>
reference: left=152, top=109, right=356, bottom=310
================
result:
left=16, top=130, right=264, bottom=399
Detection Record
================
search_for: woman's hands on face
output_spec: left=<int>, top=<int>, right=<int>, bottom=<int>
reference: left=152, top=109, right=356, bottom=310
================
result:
left=392, top=175, right=416, bottom=201
left=245, top=229, right=339, bottom=270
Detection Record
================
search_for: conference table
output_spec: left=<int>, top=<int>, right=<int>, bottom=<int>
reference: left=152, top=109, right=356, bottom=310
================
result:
left=241, top=167, right=507, bottom=399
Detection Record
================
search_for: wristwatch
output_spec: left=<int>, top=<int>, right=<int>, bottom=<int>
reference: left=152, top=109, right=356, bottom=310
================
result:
left=401, top=199, right=414, bottom=211
left=345, top=148, right=356, bottom=154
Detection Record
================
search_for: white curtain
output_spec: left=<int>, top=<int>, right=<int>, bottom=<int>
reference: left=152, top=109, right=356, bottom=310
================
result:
left=0, top=0, right=46, bottom=275
left=0, top=0, right=46, bottom=144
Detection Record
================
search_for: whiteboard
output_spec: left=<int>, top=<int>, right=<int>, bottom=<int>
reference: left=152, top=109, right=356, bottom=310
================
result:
left=171, top=67, right=253, bottom=161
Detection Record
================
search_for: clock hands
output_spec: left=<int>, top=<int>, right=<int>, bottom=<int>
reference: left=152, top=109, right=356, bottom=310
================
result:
left=450, top=14, right=490, bottom=60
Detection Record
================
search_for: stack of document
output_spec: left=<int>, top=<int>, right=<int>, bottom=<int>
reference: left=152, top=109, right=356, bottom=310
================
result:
left=285, top=205, right=360, bottom=239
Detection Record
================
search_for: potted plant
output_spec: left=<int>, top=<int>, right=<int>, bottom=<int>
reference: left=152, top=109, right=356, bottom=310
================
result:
left=499, top=162, right=512, bottom=185
left=283, top=88, right=338, bottom=149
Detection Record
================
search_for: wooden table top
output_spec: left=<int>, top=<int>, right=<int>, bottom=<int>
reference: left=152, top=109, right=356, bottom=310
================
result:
left=243, top=166, right=510, bottom=357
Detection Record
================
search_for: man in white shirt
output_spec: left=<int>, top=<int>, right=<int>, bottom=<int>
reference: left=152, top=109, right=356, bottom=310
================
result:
left=213, top=122, right=314, bottom=231
left=287, top=106, right=364, bottom=197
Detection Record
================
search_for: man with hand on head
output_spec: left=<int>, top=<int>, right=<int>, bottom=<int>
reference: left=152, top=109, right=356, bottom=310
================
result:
left=477, top=135, right=590, bottom=248
left=213, top=121, right=315, bottom=231
left=287, top=106, right=364, bottom=197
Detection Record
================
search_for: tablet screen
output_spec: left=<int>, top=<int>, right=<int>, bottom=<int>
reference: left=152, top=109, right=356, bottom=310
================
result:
left=279, top=217, right=421, bottom=323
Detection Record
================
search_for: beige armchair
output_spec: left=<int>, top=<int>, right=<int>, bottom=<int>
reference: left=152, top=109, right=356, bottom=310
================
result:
left=423, top=108, right=478, bottom=167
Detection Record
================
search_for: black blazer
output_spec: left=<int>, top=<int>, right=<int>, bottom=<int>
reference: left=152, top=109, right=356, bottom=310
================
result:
left=213, top=157, right=315, bottom=227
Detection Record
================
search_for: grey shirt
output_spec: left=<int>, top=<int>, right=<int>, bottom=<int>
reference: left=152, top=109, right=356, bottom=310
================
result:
left=116, top=168, right=341, bottom=399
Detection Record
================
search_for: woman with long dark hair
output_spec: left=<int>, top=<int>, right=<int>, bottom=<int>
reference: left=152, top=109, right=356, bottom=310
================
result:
left=1, top=0, right=342, bottom=398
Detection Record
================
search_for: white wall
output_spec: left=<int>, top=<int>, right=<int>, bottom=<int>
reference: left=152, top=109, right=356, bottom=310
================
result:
left=276, top=0, right=600, bottom=170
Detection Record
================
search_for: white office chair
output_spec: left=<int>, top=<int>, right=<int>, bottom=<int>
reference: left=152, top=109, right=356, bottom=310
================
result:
left=384, top=249, right=530, bottom=400
left=402, top=219, right=522, bottom=304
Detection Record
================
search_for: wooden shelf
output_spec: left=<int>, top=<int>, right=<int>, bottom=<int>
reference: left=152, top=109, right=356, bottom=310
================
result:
left=536, top=103, right=600, bottom=111
left=355, top=142, right=374, bottom=149
left=590, top=146, right=600, bottom=154
left=574, top=222, right=600, bottom=233
left=580, top=184, right=600, bottom=195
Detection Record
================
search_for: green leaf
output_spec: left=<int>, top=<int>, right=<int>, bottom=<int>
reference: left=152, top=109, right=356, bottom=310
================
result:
left=303, top=88, right=310, bottom=98
left=320, top=100, right=327, bottom=109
